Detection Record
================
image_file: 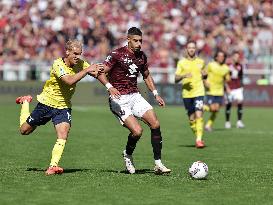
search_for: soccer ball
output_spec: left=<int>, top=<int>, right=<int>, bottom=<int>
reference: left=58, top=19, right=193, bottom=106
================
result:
left=188, top=161, right=208, bottom=179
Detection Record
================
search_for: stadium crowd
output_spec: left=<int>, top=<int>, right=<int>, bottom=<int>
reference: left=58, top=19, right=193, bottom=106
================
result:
left=0, top=0, right=272, bottom=68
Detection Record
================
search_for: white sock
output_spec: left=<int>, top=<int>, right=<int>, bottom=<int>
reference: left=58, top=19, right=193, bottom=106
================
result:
left=155, top=159, right=162, bottom=165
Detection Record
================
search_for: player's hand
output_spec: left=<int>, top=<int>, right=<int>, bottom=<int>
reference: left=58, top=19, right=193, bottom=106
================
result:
left=201, top=69, right=207, bottom=76
left=183, top=73, right=192, bottom=79
left=86, top=63, right=104, bottom=78
left=108, top=87, right=121, bottom=99
left=155, top=95, right=165, bottom=107
left=225, top=87, right=231, bottom=94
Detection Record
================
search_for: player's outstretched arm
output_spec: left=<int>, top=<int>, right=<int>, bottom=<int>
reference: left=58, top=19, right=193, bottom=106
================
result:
left=224, top=72, right=231, bottom=93
left=86, top=63, right=104, bottom=78
left=97, top=65, right=121, bottom=99
left=174, top=73, right=192, bottom=83
left=143, top=70, right=165, bottom=107
left=61, top=63, right=104, bottom=86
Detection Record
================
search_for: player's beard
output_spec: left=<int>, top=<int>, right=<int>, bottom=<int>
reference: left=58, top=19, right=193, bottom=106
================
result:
left=73, top=58, right=79, bottom=64
left=134, top=47, right=141, bottom=53
left=188, top=52, right=195, bottom=58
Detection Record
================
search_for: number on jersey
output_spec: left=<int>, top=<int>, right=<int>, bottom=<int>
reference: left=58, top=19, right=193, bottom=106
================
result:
left=195, top=100, right=204, bottom=110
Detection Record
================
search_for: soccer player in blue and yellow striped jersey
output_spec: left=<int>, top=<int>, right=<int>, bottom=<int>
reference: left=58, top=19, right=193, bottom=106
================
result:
left=204, top=50, right=230, bottom=131
left=175, top=41, right=206, bottom=148
left=16, top=40, right=104, bottom=175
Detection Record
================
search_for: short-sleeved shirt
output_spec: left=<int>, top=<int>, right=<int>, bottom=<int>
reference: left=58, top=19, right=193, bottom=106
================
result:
left=104, top=46, right=148, bottom=95
left=206, top=61, right=230, bottom=96
left=175, top=57, right=205, bottom=98
left=227, top=63, right=243, bottom=90
left=37, top=58, right=90, bottom=108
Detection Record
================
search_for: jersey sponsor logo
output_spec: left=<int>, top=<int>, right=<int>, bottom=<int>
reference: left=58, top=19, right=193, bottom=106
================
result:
left=127, top=63, right=138, bottom=77
left=231, top=68, right=239, bottom=79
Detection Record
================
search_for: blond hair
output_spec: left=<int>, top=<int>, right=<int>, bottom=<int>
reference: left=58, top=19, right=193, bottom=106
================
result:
left=65, top=39, right=82, bottom=51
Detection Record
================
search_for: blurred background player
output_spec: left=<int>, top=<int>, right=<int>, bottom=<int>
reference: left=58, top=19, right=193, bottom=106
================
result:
left=225, top=51, right=245, bottom=129
left=175, top=41, right=206, bottom=148
left=97, top=27, right=171, bottom=174
left=16, top=40, right=103, bottom=175
left=204, top=50, right=230, bottom=131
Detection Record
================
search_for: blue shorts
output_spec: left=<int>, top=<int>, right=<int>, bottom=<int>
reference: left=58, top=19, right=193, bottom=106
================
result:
left=26, top=103, right=72, bottom=127
left=183, top=96, right=204, bottom=116
left=206, top=95, right=223, bottom=105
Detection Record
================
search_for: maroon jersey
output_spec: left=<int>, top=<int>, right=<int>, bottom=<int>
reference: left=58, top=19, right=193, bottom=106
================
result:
left=227, top=63, right=243, bottom=90
left=104, top=46, right=149, bottom=94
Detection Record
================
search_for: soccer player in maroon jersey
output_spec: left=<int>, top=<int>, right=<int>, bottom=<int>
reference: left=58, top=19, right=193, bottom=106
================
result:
left=97, top=27, right=171, bottom=174
left=225, top=51, right=245, bottom=129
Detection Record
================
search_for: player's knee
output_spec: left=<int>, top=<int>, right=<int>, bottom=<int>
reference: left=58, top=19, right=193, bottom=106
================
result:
left=132, top=127, right=143, bottom=138
left=211, top=108, right=219, bottom=112
left=210, top=106, right=219, bottom=112
left=57, top=131, right=69, bottom=139
left=150, top=120, right=160, bottom=129
left=20, top=127, right=30, bottom=135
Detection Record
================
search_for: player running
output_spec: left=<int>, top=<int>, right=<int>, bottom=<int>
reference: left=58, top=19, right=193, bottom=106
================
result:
left=225, top=51, right=245, bottom=129
left=204, top=50, right=230, bottom=131
left=97, top=27, right=171, bottom=174
left=175, top=40, right=206, bottom=148
left=16, top=40, right=103, bottom=175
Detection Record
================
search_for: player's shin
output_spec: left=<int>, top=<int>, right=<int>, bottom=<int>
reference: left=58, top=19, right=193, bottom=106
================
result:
left=49, top=139, right=66, bottom=167
left=225, top=103, right=232, bottom=121
left=237, top=103, right=243, bottom=120
left=20, top=102, right=30, bottom=127
left=189, top=120, right=197, bottom=136
left=206, top=112, right=217, bottom=128
left=125, top=133, right=139, bottom=155
left=151, top=127, right=162, bottom=161
left=195, top=118, right=203, bottom=141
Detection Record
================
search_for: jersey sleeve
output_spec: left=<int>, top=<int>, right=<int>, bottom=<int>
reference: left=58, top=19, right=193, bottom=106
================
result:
left=82, top=60, right=90, bottom=69
left=52, top=61, right=70, bottom=79
left=175, top=60, right=184, bottom=75
left=224, top=66, right=231, bottom=81
left=206, top=62, right=211, bottom=71
left=104, top=51, right=117, bottom=69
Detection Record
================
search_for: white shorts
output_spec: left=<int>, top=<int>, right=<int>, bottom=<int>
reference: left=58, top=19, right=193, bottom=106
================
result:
left=226, top=87, right=244, bottom=103
left=109, top=92, right=153, bottom=125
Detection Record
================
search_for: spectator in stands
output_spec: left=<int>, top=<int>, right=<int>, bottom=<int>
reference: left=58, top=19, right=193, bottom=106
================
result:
left=257, top=74, right=269, bottom=85
left=0, top=0, right=272, bottom=83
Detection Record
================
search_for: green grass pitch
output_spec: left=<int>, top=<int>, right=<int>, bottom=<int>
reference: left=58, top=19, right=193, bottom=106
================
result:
left=1, top=104, right=273, bottom=205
